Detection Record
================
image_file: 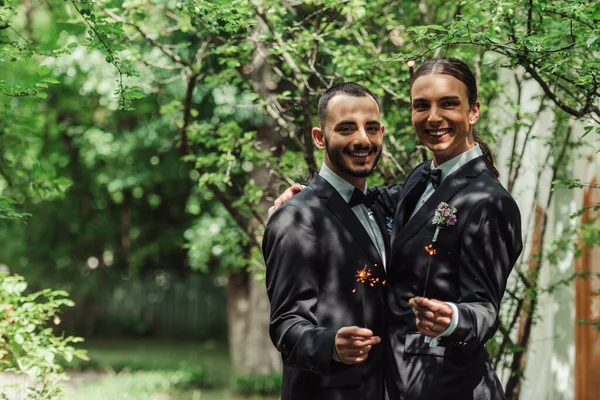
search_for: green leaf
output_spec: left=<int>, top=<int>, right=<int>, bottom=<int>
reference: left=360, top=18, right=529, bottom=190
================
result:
left=425, top=25, right=446, bottom=31
left=14, top=333, right=24, bottom=345
left=125, top=86, right=145, bottom=100
left=37, top=66, right=51, bottom=76
left=45, top=351, right=55, bottom=365
left=582, top=125, right=594, bottom=138
left=55, top=177, right=73, bottom=187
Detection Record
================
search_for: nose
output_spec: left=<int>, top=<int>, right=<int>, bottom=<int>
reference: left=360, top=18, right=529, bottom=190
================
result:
left=354, top=127, right=370, bottom=147
left=427, top=105, right=442, bottom=125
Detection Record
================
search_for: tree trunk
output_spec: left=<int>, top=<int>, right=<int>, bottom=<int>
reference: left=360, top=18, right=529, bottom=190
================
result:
left=225, top=122, right=284, bottom=375
left=227, top=268, right=281, bottom=374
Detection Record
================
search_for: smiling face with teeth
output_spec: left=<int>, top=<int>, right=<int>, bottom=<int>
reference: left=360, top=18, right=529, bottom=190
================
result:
left=410, top=73, right=480, bottom=166
left=312, top=93, right=384, bottom=189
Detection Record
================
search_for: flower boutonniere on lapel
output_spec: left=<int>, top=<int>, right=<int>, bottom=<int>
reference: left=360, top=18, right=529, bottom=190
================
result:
left=431, top=202, right=457, bottom=242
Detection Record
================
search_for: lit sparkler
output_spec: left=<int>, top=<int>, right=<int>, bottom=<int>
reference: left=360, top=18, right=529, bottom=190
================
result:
left=355, top=265, right=372, bottom=327
left=422, top=244, right=437, bottom=297
left=353, top=264, right=387, bottom=327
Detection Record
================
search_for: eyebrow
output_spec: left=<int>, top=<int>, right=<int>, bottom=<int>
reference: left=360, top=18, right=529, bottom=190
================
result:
left=334, top=121, right=358, bottom=128
left=334, top=120, right=380, bottom=128
left=412, top=96, right=461, bottom=102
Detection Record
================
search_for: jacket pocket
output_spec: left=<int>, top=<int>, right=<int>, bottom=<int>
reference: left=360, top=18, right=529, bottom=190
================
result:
left=403, top=332, right=460, bottom=358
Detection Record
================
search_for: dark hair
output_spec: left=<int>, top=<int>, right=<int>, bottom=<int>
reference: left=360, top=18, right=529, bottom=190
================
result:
left=410, top=57, right=499, bottom=177
left=318, top=82, right=379, bottom=129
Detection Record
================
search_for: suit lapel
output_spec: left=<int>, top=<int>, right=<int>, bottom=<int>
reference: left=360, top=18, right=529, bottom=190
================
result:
left=310, top=174, right=384, bottom=269
left=393, top=175, right=468, bottom=250
left=390, top=165, right=427, bottom=245
left=370, top=206, right=391, bottom=261
left=391, top=156, right=490, bottom=267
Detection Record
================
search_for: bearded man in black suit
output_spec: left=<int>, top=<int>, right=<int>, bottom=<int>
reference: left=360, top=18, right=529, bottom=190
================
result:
left=263, top=83, right=399, bottom=400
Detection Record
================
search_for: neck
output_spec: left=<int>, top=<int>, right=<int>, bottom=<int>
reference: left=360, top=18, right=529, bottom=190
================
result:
left=324, top=160, right=367, bottom=191
left=334, top=168, right=367, bottom=190
left=343, top=176, right=367, bottom=191
left=433, top=139, right=475, bottom=167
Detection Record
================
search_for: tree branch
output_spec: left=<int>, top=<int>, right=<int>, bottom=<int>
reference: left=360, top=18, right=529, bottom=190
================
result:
left=527, top=0, right=533, bottom=36
left=509, top=94, right=547, bottom=193
left=255, top=6, right=317, bottom=174
left=177, top=73, right=199, bottom=154
left=174, top=74, right=262, bottom=250
left=520, top=60, right=596, bottom=118
left=100, top=5, right=191, bottom=68
left=494, top=294, right=522, bottom=369
left=507, top=72, right=523, bottom=193
left=207, top=180, right=261, bottom=250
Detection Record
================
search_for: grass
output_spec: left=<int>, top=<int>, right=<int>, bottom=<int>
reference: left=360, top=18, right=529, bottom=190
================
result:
left=64, top=339, right=278, bottom=400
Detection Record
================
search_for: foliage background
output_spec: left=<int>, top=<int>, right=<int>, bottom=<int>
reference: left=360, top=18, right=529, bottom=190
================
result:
left=0, top=0, right=599, bottom=398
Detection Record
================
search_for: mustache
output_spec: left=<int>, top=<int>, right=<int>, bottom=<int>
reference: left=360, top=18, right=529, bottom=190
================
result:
left=344, top=144, right=378, bottom=153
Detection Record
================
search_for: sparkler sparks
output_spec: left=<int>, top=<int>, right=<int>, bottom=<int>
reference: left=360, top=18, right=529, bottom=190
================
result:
left=356, top=265, right=373, bottom=284
left=353, top=264, right=386, bottom=327
left=424, top=244, right=437, bottom=255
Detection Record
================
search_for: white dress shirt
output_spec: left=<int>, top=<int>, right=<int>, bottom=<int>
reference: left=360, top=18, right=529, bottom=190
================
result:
left=319, top=163, right=386, bottom=269
left=318, top=163, right=387, bottom=362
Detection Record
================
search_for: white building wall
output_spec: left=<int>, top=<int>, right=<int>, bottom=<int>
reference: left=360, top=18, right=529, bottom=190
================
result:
left=493, top=67, right=600, bottom=399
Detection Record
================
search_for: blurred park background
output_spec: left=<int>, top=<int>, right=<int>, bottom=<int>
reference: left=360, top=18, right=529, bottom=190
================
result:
left=0, top=0, right=599, bottom=399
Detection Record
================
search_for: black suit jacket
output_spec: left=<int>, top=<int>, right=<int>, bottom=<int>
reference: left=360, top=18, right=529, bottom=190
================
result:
left=263, top=173, right=392, bottom=400
left=383, top=155, right=523, bottom=400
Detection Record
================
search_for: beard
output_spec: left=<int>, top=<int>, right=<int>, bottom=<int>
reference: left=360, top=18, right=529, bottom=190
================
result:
left=324, top=139, right=382, bottom=178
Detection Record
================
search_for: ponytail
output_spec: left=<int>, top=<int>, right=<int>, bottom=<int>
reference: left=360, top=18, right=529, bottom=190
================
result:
left=473, top=130, right=499, bottom=178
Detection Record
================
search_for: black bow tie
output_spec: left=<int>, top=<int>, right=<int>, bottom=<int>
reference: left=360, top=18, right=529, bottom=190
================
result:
left=420, top=163, right=442, bottom=189
left=348, top=188, right=380, bottom=208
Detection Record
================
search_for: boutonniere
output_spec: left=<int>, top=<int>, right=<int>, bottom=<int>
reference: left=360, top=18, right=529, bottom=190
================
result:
left=431, top=202, right=457, bottom=242
left=385, top=216, right=393, bottom=234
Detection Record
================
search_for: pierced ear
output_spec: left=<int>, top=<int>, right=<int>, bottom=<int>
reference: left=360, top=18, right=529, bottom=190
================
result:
left=312, top=127, right=326, bottom=150
left=469, top=101, right=481, bottom=125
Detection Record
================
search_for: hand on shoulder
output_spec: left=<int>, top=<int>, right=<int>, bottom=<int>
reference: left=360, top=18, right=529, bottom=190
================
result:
left=268, top=183, right=304, bottom=217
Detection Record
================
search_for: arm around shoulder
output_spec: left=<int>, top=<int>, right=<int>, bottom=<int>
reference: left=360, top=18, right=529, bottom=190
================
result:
left=372, top=183, right=403, bottom=215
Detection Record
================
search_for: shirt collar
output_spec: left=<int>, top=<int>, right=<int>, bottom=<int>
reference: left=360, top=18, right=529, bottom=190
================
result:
left=319, top=163, right=367, bottom=203
left=431, top=143, right=484, bottom=182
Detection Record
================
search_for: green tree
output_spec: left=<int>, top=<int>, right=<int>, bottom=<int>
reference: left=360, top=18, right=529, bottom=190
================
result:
left=1, top=0, right=599, bottom=396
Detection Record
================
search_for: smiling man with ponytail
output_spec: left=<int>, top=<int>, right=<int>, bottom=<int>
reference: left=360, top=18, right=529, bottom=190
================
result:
left=384, top=57, right=521, bottom=399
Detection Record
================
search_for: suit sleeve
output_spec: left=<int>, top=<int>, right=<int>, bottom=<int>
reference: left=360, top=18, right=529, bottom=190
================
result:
left=373, top=161, right=428, bottom=215
left=447, top=195, right=523, bottom=348
left=263, top=205, right=337, bottom=373
left=372, top=184, right=403, bottom=215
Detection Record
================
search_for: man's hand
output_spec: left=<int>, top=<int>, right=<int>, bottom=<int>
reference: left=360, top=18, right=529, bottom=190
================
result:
left=267, top=183, right=304, bottom=217
left=409, top=297, right=452, bottom=338
left=334, top=326, right=381, bottom=365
